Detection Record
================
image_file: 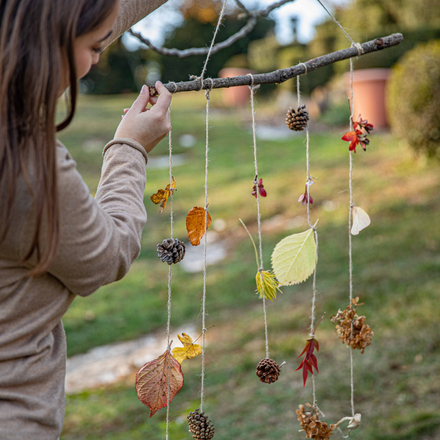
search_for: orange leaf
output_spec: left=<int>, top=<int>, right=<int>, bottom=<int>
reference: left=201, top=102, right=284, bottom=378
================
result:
left=135, top=350, right=184, bottom=417
left=150, top=177, right=176, bottom=213
left=186, top=206, right=212, bottom=246
left=341, top=131, right=357, bottom=142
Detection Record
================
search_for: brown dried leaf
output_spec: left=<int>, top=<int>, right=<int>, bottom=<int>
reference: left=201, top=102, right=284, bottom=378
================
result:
left=186, top=206, right=212, bottom=246
left=135, top=350, right=184, bottom=417
left=150, top=176, right=176, bottom=213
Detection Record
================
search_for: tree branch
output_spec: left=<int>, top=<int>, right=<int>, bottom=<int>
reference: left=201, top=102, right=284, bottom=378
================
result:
left=128, top=0, right=295, bottom=58
left=147, top=33, right=403, bottom=94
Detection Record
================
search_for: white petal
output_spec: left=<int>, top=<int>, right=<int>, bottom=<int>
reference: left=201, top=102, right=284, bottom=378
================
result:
left=351, top=206, right=371, bottom=235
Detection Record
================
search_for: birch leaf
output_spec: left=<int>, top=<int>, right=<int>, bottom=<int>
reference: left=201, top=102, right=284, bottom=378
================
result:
left=271, top=227, right=317, bottom=285
left=135, top=350, right=184, bottom=417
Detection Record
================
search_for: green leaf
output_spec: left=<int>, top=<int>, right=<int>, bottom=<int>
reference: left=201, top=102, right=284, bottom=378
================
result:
left=271, top=227, right=317, bottom=285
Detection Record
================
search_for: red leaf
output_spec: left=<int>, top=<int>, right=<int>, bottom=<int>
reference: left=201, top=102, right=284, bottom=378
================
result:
left=310, top=354, right=319, bottom=372
left=297, top=340, right=311, bottom=358
left=296, top=337, right=320, bottom=387
left=135, top=350, right=184, bottom=417
left=314, top=339, right=319, bottom=351
left=342, top=131, right=357, bottom=142
left=302, top=363, right=308, bottom=386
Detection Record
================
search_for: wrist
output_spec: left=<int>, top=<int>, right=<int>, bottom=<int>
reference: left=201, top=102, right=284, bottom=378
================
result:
left=103, top=138, right=149, bottom=164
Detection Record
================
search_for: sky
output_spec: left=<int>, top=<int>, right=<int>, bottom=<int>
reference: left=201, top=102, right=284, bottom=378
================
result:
left=124, top=0, right=352, bottom=50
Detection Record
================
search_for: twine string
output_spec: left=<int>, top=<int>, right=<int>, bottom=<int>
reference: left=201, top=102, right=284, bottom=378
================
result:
left=200, top=0, right=228, bottom=82
left=315, top=0, right=364, bottom=56
left=200, top=81, right=213, bottom=412
left=248, top=73, right=269, bottom=359
left=169, top=81, right=178, bottom=94
left=348, top=57, right=355, bottom=418
left=316, top=0, right=358, bottom=418
left=165, top=102, right=173, bottom=440
left=298, top=74, right=319, bottom=406
left=299, top=62, right=308, bottom=75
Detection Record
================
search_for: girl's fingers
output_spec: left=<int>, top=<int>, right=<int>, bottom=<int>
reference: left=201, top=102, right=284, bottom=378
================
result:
left=151, top=81, right=172, bottom=113
left=130, top=84, right=150, bottom=113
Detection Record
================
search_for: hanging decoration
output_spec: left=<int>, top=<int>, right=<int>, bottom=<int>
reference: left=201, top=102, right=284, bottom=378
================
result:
left=186, top=207, right=212, bottom=246
left=240, top=218, right=281, bottom=302
left=129, top=0, right=403, bottom=436
left=245, top=74, right=284, bottom=383
left=271, top=225, right=318, bottom=286
left=150, top=176, right=176, bottom=213
left=331, top=298, right=374, bottom=354
left=135, top=348, right=184, bottom=418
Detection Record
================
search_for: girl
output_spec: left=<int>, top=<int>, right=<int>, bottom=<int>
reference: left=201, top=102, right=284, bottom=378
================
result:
left=0, top=0, right=171, bottom=438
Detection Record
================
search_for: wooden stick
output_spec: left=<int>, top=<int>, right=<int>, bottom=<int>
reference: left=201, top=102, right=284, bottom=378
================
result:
left=150, top=33, right=403, bottom=95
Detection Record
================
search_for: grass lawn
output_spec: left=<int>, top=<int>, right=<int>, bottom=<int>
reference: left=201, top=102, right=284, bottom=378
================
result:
left=59, top=91, right=440, bottom=440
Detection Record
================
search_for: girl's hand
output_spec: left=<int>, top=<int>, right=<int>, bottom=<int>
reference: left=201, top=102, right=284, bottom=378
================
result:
left=114, top=81, right=172, bottom=153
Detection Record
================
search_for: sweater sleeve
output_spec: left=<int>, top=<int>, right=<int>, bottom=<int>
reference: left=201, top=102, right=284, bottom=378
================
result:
left=103, top=0, right=169, bottom=49
left=46, top=141, right=148, bottom=297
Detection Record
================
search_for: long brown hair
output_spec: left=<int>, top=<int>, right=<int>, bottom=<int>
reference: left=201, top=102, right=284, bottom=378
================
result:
left=0, top=0, right=118, bottom=277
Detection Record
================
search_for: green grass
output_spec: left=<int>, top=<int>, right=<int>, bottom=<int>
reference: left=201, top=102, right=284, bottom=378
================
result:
left=60, top=92, right=440, bottom=439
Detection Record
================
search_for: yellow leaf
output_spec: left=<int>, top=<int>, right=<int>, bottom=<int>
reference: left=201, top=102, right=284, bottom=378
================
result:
left=171, top=333, right=202, bottom=364
left=255, top=270, right=282, bottom=301
left=351, top=206, right=371, bottom=235
left=271, top=226, right=317, bottom=285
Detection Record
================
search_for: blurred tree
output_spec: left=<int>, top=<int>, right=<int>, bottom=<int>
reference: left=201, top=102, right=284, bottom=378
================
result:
left=387, top=40, right=440, bottom=160
left=81, top=39, right=159, bottom=94
left=310, top=0, right=440, bottom=74
left=159, top=0, right=275, bottom=82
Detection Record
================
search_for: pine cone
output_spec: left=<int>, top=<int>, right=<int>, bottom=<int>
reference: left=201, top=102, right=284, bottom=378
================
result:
left=187, top=408, right=215, bottom=439
left=256, top=358, right=281, bottom=384
left=286, top=105, right=309, bottom=131
left=157, top=238, right=186, bottom=265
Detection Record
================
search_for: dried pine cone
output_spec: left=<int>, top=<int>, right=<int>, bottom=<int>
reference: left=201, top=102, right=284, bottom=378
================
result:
left=331, top=297, right=373, bottom=353
left=187, top=408, right=215, bottom=439
left=157, top=238, right=186, bottom=265
left=256, top=358, right=281, bottom=384
left=286, top=105, right=309, bottom=131
left=296, top=403, right=336, bottom=440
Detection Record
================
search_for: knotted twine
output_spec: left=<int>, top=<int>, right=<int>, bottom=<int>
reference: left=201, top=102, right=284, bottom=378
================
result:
left=165, top=95, right=174, bottom=439
left=248, top=74, right=270, bottom=359
left=196, top=0, right=229, bottom=415
left=297, top=74, right=320, bottom=409
left=315, top=0, right=358, bottom=419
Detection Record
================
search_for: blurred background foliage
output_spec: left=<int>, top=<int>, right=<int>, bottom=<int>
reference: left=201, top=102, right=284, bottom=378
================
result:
left=80, top=0, right=440, bottom=160
left=82, top=0, right=440, bottom=95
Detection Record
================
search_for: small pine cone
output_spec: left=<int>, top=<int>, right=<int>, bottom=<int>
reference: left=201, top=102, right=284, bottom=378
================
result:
left=256, top=358, right=281, bottom=384
left=187, top=408, right=215, bottom=439
left=286, top=105, right=309, bottom=131
left=157, top=238, right=186, bottom=265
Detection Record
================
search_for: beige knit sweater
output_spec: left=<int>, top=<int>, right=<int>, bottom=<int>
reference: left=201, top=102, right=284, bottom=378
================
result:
left=0, top=1, right=168, bottom=438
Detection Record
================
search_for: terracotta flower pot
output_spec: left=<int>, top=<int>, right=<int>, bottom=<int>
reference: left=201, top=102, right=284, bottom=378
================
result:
left=345, top=68, right=390, bottom=129
left=218, top=68, right=255, bottom=107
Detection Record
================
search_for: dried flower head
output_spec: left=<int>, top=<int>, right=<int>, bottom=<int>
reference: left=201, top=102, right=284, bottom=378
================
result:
left=296, top=403, right=336, bottom=440
left=331, top=297, right=373, bottom=353
left=342, top=114, right=374, bottom=153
